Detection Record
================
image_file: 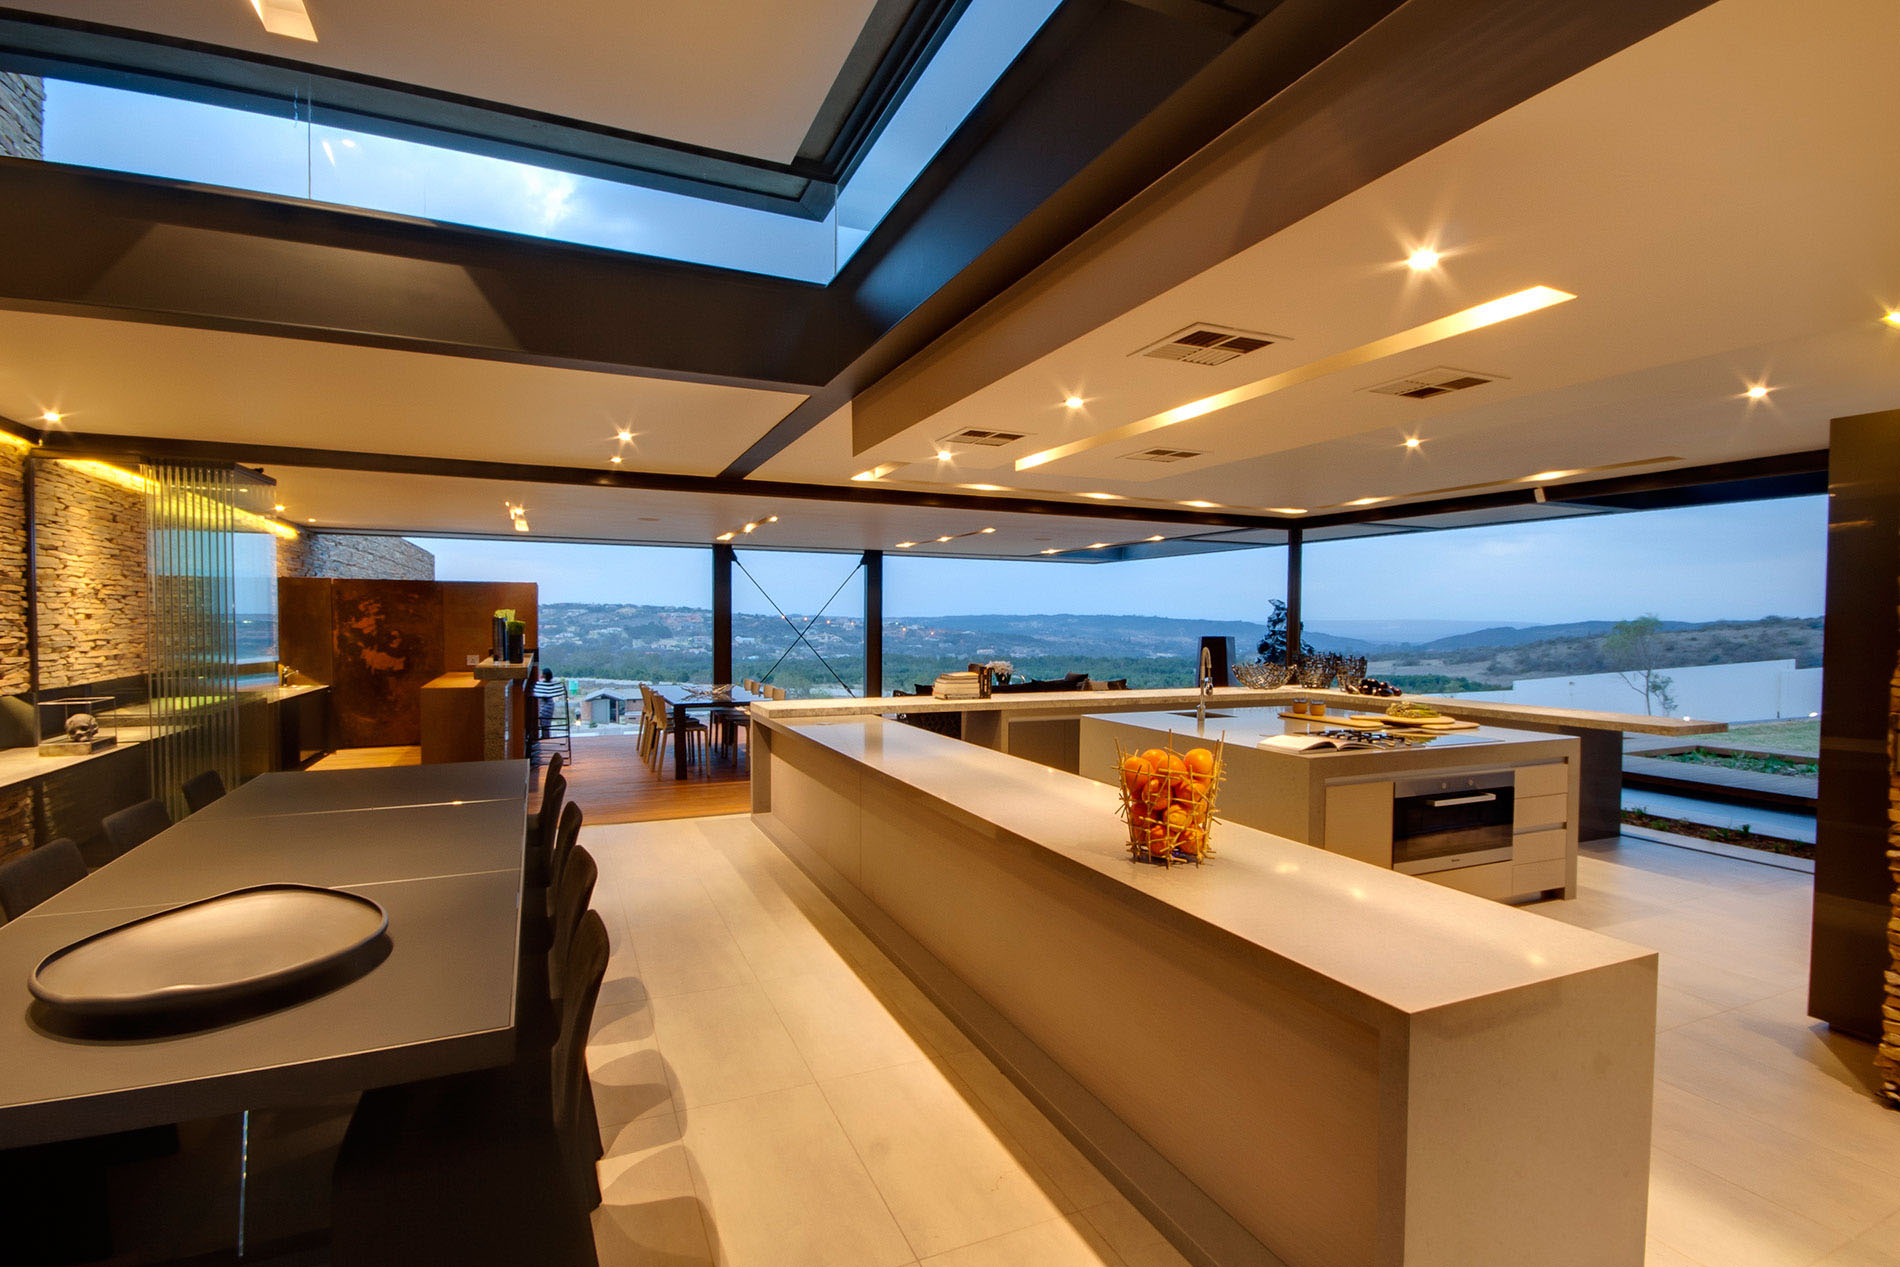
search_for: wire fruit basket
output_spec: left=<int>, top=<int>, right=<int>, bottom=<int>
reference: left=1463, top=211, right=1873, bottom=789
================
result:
left=1113, top=736, right=1226, bottom=867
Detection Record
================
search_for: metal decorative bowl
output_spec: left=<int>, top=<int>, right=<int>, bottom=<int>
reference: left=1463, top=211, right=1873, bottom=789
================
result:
left=1232, top=660, right=1292, bottom=689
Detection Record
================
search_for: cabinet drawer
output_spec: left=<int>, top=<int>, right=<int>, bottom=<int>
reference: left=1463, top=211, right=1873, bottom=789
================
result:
left=1513, top=858, right=1568, bottom=895
left=1423, top=860, right=1513, bottom=901
left=1515, top=762, right=1569, bottom=799
left=1513, top=827, right=1568, bottom=865
left=1515, top=793, right=1568, bottom=831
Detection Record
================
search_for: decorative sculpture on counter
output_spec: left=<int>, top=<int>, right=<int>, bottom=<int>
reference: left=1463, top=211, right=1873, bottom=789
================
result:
left=1233, top=659, right=1292, bottom=689
left=1114, top=736, right=1225, bottom=867
left=64, top=714, right=99, bottom=743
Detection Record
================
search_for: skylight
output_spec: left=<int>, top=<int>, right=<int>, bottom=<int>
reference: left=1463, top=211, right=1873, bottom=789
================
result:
left=26, top=0, right=1063, bottom=284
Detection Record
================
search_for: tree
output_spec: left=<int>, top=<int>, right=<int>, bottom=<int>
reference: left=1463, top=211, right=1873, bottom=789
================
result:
left=1603, top=615, right=1679, bottom=715
left=1256, top=599, right=1316, bottom=664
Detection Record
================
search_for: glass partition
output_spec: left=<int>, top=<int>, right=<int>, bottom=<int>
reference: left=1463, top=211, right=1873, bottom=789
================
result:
left=882, top=548, right=1286, bottom=690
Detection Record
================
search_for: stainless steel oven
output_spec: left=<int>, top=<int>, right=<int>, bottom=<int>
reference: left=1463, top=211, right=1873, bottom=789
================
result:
left=1391, top=770, right=1515, bottom=876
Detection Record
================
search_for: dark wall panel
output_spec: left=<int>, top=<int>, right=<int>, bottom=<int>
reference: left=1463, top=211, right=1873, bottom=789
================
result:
left=1812, top=412, right=1890, bottom=1038
left=330, top=580, right=444, bottom=749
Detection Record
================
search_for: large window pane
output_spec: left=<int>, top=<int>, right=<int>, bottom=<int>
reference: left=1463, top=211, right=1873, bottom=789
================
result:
left=1301, top=496, right=1826, bottom=733
left=882, top=549, right=1286, bottom=690
left=733, top=550, right=865, bottom=698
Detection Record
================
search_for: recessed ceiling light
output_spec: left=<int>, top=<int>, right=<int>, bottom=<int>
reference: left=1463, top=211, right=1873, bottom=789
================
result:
left=1079, top=492, right=1122, bottom=501
left=306, top=517, right=315, bottom=523
left=248, top=0, right=318, bottom=41
left=936, top=450, right=953, bottom=461
left=980, top=527, right=996, bottom=534
left=1403, top=436, right=1423, bottom=449
left=1884, top=311, right=1900, bottom=327
left=1040, top=548, right=1059, bottom=555
left=937, top=535, right=954, bottom=543
left=1266, top=507, right=1308, bottom=515
left=962, top=483, right=1006, bottom=492
left=513, top=520, right=530, bottom=533
left=609, top=455, right=622, bottom=464
left=1147, top=535, right=1164, bottom=542
left=895, top=541, right=915, bottom=549
left=615, top=428, right=633, bottom=443
left=1524, top=469, right=1580, bottom=482
left=39, top=410, right=60, bottom=423
left=1088, top=543, right=1109, bottom=550
left=717, top=532, right=735, bottom=542
left=1179, top=499, right=1220, bottom=509
left=273, top=503, right=286, bottom=512
left=765, top=515, right=779, bottom=523
left=1064, top=395, right=1084, bottom=409
left=1016, top=285, right=1575, bottom=471
left=1346, top=496, right=1386, bottom=506
left=742, top=522, right=757, bottom=533
left=1744, top=384, right=1770, bottom=400
left=1406, top=248, right=1440, bottom=271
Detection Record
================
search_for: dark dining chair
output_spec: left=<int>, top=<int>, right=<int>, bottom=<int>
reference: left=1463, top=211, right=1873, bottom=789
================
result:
left=546, top=802, right=583, bottom=916
left=519, top=840, right=597, bottom=1055
left=0, top=838, right=85, bottom=920
left=100, top=798, right=171, bottom=858
left=330, top=912, right=611, bottom=1266
left=180, top=769, right=227, bottom=813
left=526, top=751, right=565, bottom=837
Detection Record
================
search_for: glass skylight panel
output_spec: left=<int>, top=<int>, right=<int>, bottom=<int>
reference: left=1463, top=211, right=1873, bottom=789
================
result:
left=26, top=2, right=1063, bottom=283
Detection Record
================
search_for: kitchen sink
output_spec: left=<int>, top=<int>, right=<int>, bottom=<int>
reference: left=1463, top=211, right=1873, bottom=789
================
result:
left=1169, top=710, right=1234, bottom=719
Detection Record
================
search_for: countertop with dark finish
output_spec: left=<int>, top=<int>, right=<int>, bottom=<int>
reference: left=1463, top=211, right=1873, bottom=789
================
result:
left=0, top=760, right=529, bottom=1149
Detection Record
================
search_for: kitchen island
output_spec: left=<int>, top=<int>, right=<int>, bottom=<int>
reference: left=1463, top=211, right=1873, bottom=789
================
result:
left=749, top=712, right=1655, bottom=1267
left=1079, top=708, right=1581, bottom=901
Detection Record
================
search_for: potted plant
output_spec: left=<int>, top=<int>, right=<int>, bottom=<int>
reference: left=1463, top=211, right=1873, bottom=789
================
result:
left=505, top=617, right=526, bottom=663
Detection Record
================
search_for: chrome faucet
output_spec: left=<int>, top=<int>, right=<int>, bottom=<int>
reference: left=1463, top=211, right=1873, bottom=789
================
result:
left=1197, top=645, right=1214, bottom=730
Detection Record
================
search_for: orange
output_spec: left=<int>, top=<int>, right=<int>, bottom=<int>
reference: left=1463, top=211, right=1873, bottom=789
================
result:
left=1145, top=823, right=1170, bottom=856
left=1156, top=751, right=1188, bottom=779
left=1139, top=747, right=1168, bottom=770
left=1183, top=748, right=1217, bottom=780
left=1141, top=779, right=1172, bottom=814
left=1162, top=804, right=1192, bottom=832
left=1119, top=754, right=1154, bottom=797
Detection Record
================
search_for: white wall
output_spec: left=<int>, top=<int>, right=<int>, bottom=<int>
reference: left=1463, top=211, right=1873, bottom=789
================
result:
left=1449, top=660, right=1823, bottom=722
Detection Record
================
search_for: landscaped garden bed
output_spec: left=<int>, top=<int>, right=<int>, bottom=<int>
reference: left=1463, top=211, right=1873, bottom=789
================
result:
left=1620, top=808, right=1814, bottom=859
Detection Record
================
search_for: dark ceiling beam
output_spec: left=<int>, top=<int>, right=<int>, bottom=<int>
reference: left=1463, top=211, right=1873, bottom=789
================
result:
left=25, top=428, right=1302, bottom=530
left=844, top=0, right=1720, bottom=458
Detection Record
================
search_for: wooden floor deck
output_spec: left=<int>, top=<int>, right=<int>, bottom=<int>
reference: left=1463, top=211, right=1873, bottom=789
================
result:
left=309, top=735, right=751, bottom=823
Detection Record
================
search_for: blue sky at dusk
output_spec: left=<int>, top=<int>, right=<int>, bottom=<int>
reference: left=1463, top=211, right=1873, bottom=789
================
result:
left=414, top=494, right=1826, bottom=630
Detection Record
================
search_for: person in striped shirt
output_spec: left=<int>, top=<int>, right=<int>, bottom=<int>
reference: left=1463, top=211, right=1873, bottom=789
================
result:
left=533, top=668, right=564, bottom=739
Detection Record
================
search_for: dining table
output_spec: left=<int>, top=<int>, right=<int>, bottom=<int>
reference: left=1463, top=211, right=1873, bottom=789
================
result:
left=0, top=759, right=531, bottom=1151
left=648, top=683, right=763, bottom=779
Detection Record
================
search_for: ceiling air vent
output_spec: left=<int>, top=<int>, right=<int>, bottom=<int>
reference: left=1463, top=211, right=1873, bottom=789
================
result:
left=1366, top=366, right=1505, bottom=400
left=1135, top=323, right=1284, bottom=366
left=1122, top=447, right=1206, bottom=463
left=940, top=428, right=1028, bottom=448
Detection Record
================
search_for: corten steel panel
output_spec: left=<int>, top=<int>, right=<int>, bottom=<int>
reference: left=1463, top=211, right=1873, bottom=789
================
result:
left=439, top=581, right=537, bottom=668
left=329, top=580, right=444, bottom=748
left=1813, top=415, right=1886, bottom=1038
left=277, top=577, right=336, bottom=685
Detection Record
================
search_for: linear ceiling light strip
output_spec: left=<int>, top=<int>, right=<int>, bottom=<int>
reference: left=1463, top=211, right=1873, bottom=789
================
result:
left=1015, top=286, right=1575, bottom=471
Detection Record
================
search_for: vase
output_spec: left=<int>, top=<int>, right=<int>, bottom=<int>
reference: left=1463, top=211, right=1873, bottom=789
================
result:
left=506, top=630, right=525, bottom=663
left=491, top=616, right=508, bottom=662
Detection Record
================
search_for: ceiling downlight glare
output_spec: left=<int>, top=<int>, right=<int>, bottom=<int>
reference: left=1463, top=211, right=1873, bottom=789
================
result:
left=248, top=0, right=318, bottom=41
left=1018, top=286, right=1575, bottom=471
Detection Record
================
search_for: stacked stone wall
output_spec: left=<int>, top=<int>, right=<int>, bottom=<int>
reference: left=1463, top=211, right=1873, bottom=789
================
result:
left=32, top=462, right=150, bottom=690
left=0, top=445, right=26, bottom=696
left=278, top=533, right=435, bottom=581
left=0, top=72, right=43, bottom=161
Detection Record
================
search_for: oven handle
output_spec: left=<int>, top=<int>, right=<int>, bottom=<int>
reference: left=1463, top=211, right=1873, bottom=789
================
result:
left=1427, top=792, right=1498, bottom=808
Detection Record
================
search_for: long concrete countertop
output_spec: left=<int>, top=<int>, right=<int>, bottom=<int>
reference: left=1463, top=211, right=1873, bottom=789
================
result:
left=749, top=683, right=1722, bottom=736
left=754, top=714, right=1648, bottom=1018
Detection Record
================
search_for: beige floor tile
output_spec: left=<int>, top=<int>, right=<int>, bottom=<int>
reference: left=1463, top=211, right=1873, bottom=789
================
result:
left=855, top=955, right=979, bottom=1058
left=1656, top=983, right=1729, bottom=1031
left=627, top=910, right=756, bottom=999
left=1651, top=1081, right=1900, bottom=1236
left=594, top=1111, right=715, bottom=1266
left=943, top=1050, right=1121, bottom=1213
left=1815, top=1206, right=1900, bottom=1266
left=651, top=981, right=814, bottom=1109
left=762, top=965, right=933, bottom=1081
left=1647, top=1148, right=1852, bottom=1267
left=1077, top=1196, right=1192, bottom=1267
left=919, top=1215, right=1127, bottom=1267
left=589, top=994, right=677, bottom=1129
left=822, top=1060, right=1069, bottom=1259
left=1647, top=1237, right=1711, bottom=1266
left=681, top=1084, right=915, bottom=1267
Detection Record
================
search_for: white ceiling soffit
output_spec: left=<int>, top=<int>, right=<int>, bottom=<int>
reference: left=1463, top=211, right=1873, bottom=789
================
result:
left=262, top=466, right=1218, bottom=561
left=0, top=310, right=807, bottom=477
left=7, top=0, right=883, bottom=161
left=762, top=0, right=1898, bottom=507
